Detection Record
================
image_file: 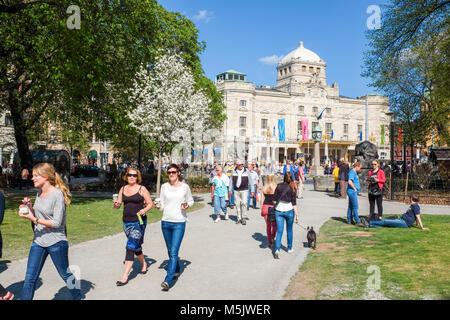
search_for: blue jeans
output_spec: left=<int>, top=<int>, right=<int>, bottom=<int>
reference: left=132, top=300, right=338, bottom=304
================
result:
left=226, top=183, right=235, bottom=206
left=161, top=221, right=186, bottom=285
left=213, top=195, right=227, bottom=216
left=21, top=241, right=82, bottom=300
left=247, top=185, right=257, bottom=208
left=275, top=209, right=294, bottom=252
left=347, top=189, right=361, bottom=223
left=370, top=218, right=408, bottom=228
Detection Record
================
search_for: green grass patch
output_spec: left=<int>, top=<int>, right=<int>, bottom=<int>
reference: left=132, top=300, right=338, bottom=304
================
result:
left=284, top=215, right=450, bottom=300
left=1, top=196, right=204, bottom=261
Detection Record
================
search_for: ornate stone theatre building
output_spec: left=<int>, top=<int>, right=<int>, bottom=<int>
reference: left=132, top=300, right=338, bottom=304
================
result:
left=213, top=41, right=392, bottom=164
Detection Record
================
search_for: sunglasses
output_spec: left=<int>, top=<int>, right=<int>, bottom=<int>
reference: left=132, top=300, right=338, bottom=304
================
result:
left=372, top=163, right=378, bottom=166
left=127, top=174, right=138, bottom=178
left=167, top=171, right=178, bottom=175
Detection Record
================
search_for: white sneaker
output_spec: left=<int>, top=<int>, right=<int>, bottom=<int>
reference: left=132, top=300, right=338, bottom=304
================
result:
left=274, top=250, right=280, bottom=259
left=224, top=214, right=229, bottom=220
left=288, top=249, right=294, bottom=253
left=214, top=217, right=220, bottom=223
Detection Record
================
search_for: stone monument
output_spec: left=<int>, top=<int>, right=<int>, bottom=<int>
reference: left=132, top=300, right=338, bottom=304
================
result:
left=354, top=140, right=378, bottom=193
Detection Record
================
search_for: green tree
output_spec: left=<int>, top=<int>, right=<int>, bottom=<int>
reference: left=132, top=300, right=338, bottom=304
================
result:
left=0, top=0, right=207, bottom=169
left=363, top=0, right=450, bottom=146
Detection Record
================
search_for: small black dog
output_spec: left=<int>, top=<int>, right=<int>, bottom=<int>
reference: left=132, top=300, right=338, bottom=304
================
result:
left=307, top=226, right=317, bottom=249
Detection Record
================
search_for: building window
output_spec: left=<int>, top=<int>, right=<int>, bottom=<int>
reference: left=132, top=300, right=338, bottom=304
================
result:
left=302, top=65, right=306, bottom=72
left=344, top=124, right=348, bottom=134
left=228, top=74, right=233, bottom=80
left=309, top=66, right=314, bottom=73
left=261, top=119, right=268, bottom=129
left=317, top=67, right=321, bottom=73
left=239, top=100, right=247, bottom=107
left=239, top=129, right=246, bottom=137
left=298, top=121, right=302, bottom=134
left=280, top=69, right=283, bottom=76
left=312, top=122, right=319, bottom=129
left=234, top=74, right=239, bottom=80
left=289, top=67, right=292, bottom=73
left=239, top=116, right=247, bottom=128
left=326, top=107, right=331, bottom=115
left=298, top=105, right=304, bottom=113
left=284, top=68, right=287, bottom=74
left=326, top=123, right=332, bottom=135
left=358, top=125, right=363, bottom=134
left=4, top=116, right=12, bottom=126
left=240, top=75, right=244, bottom=81
left=312, top=106, right=318, bottom=114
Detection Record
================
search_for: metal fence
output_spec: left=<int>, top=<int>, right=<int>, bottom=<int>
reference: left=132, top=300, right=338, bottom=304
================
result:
left=384, top=169, right=449, bottom=205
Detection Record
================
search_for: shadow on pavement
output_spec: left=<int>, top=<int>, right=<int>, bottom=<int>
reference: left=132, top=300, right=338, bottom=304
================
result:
left=128, top=256, right=157, bottom=281
left=331, top=217, right=348, bottom=224
left=252, top=232, right=269, bottom=249
left=158, top=259, right=191, bottom=288
left=0, top=260, right=11, bottom=273
left=53, top=279, right=96, bottom=300
left=6, top=278, right=43, bottom=300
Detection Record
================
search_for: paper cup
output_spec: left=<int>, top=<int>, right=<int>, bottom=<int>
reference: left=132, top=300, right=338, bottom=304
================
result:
left=154, top=198, right=161, bottom=204
left=19, top=207, right=29, bottom=214
left=113, top=194, right=119, bottom=201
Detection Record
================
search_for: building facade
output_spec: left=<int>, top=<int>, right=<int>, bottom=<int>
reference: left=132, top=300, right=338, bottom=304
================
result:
left=212, top=41, right=392, bottom=165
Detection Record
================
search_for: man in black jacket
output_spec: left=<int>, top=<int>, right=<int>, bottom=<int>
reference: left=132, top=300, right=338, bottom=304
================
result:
left=338, top=159, right=350, bottom=199
left=231, top=159, right=255, bottom=225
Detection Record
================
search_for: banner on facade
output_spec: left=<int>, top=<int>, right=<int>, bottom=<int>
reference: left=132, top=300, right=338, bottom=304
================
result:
left=381, top=125, right=385, bottom=145
left=301, top=119, right=308, bottom=141
left=278, top=119, right=286, bottom=142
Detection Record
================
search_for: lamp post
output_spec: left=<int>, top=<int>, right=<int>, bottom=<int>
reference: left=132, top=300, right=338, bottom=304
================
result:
left=386, top=111, right=395, bottom=200
left=311, top=124, right=323, bottom=176
left=266, top=127, right=272, bottom=166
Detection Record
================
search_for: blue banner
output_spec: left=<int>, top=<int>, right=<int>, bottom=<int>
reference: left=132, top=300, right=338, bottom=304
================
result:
left=278, top=119, right=286, bottom=142
left=360, top=131, right=363, bottom=141
left=331, top=129, right=334, bottom=140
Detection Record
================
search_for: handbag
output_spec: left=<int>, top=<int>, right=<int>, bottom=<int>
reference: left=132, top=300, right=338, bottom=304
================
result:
left=267, top=206, right=276, bottom=222
left=368, top=182, right=383, bottom=196
left=368, top=172, right=383, bottom=196
left=268, top=184, right=293, bottom=223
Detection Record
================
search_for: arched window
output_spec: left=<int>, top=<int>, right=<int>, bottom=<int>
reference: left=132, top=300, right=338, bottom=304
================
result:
left=302, top=65, right=306, bottom=72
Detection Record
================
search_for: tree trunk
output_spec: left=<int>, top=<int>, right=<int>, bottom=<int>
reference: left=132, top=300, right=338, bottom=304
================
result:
left=201, top=142, right=204, bottom=179
left=9, top=98, right=34, bottom=170
left=156, top=150, right=162, bottom=197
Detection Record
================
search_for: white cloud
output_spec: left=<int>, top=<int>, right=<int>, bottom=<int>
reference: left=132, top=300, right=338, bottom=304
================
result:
left=259, top=55, right=284, bottom=65
left=193, top=10, right=214, bottom=23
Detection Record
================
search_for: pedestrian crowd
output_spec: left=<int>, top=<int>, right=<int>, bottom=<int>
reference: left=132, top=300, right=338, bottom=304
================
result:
left=0, top=155, right=429, bottom=300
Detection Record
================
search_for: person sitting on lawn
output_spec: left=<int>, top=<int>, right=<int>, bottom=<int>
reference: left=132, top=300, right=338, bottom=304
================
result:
left=361, top=194, right=429, bottom=230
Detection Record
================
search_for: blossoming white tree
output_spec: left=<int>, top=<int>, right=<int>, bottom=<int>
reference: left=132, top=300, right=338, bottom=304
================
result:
left=128, top=52, right=210, bottom=195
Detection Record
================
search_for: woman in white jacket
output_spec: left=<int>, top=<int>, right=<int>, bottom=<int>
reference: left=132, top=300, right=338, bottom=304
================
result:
left=155, top=164, right=194, bottom=291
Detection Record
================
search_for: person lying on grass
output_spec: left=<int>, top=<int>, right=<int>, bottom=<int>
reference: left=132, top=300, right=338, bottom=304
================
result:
left=360, top=194, right=429, bottom=230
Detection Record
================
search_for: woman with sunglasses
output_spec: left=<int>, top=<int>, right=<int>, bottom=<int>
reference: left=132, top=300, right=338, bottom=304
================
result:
left=367, top=159, right=386, bottom=221
left=113, top=168, right=153, bottom=286
left=154, top=164, right=194, bottom=291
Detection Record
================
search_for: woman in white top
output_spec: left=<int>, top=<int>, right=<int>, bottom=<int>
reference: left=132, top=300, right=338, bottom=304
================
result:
left=155, top=164, right=194, bottom=291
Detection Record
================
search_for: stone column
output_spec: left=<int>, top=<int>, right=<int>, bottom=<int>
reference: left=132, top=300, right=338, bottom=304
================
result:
left=310, top=141, right=322, bottom=176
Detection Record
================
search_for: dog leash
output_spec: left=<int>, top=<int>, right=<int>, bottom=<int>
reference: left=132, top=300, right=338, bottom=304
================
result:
left=294, top=222, right=308, bottom=231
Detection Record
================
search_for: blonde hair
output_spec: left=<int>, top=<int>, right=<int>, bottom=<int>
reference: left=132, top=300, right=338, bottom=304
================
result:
left=262, top=175, right=277, bottom=194
left=33, top=163, right=71, bottom=206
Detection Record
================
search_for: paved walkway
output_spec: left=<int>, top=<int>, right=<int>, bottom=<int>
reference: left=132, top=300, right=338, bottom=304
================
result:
left=0, top=181, right=448, bottom=300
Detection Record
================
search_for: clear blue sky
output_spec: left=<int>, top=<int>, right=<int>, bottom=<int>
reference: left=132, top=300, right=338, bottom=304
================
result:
left=158, top=0, right=389, bottom=98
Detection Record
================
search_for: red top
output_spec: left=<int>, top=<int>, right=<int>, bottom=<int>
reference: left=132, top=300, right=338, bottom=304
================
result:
left=368, top=169, right=386, bottom=190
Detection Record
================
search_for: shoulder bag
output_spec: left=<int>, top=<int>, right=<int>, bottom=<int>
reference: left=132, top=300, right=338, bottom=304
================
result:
left=268, top=185, right=292, bottom=222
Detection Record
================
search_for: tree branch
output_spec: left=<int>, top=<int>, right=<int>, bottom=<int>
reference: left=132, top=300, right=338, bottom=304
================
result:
left=0, top=0, right=57, bottom=13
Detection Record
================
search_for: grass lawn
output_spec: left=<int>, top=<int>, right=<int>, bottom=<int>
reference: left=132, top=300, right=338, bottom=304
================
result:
left=1, top=196, right=204, bottom=261
left=284, top=215, right=450, bottom=300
